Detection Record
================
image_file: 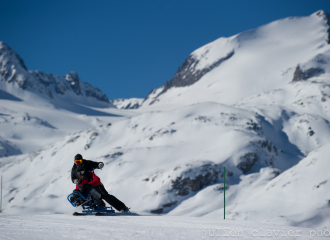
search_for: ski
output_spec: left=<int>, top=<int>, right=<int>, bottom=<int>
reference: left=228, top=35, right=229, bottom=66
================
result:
left=73, top=212, right=87, bottom=216
left=72, top=212, right=113, bottom=216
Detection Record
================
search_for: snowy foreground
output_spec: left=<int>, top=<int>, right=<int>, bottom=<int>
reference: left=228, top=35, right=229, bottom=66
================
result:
left=0, top=214, right=328, bottom=240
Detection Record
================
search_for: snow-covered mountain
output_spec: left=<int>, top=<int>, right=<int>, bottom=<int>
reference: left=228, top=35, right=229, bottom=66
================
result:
left=143, top=10, right=330, bottom=110
left=0, top=41, right=136, bottom=156
left=1, top=10, right=330, bottom=230
left=111, top=98, right=143, bottom=109
left=0, top=41, right=110, bottom=106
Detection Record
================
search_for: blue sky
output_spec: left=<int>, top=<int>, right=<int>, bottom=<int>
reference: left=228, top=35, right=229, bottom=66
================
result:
left=1, top=0, right=330, bottom=100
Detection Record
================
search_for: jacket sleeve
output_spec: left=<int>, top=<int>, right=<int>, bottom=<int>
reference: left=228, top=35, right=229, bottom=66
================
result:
left=71, top=164, right=77, bottom=183
left=84, top=160, right=103, bottom=170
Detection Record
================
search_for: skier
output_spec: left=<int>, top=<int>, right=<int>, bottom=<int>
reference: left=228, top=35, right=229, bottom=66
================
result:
left=71, top=153, right=129, bottom=212
left=73, top=165, right=106, bottom=207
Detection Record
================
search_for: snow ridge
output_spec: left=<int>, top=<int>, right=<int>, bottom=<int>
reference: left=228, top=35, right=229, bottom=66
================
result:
left=0, top=42, right=109, bottom=104
left=110, top=98, right=143, bottom=109
left=142, top=10, right=330, bottom=108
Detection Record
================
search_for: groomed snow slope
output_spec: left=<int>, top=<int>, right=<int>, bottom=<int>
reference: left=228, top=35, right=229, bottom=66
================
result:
left=0, top=214, right=324, bottom=240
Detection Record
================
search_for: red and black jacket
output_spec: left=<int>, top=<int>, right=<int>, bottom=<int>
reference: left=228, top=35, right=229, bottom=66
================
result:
left=76, top=172, right=101, bottom=190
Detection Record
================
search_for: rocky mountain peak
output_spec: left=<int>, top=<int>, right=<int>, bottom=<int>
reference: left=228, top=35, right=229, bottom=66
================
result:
left=145, top=50, right=235, bottom=104
left=141, top=10, right=330, bottom=109
left=64, top=71, right=82, bottom=96
left=314, top=10, right=330, bottom=44
left=0, top=41, right=28, bottom=73
left=0, top=41, right=109, bottom=104
left=314, top=10, right=330, bottom=21
left=65, top=71, right=79, bottom=82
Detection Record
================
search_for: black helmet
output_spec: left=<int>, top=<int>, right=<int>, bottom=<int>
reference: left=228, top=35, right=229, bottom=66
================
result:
left=75, top=154, right=83, bottom=160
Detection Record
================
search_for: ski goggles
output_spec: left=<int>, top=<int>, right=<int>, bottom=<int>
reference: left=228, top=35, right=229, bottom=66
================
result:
left=77, top=170, right=85, bottom=176
left=74, top=159, right=82, bottom=165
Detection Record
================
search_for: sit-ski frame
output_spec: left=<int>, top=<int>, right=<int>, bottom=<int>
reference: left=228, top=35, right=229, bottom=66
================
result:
left=67, top=190, right=115, bottom=214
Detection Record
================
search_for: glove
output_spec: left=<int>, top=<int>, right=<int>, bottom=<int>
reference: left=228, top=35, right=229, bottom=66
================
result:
left=98, top=162, right=104, bottom=169
left=73, top=179, right=78, bottom=184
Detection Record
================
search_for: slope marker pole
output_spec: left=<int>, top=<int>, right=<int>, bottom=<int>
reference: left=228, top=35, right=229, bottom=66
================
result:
left=224, top=167, right=225, bottom=220
left=0, top=175, right=2, bottom=213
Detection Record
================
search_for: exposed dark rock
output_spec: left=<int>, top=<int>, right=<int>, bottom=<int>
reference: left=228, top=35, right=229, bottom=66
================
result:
left=261, top=140, right=278, bottom=155
left=162, top=201, right=178, bottom=208
left=171, top=177, right=191, bottom=196
left=149, top=99, right=159, bottom=105
left=110, top=98, right=143, bottom=109
left=194, top=116, right=211, bottom=123
left=65, top=72, right=82, bottom=96
left=246, top=120, right=262, bottom=131
left=104, top=152, right=123, bottom=158
left=163, top=51, right=234, bottom=92
left=0, top=139, right=22, bottom=157
left=292, top=65, right=324, bottom=82
left=315, top=180, right=327, bottom=189
left=308, top=130, right=315, bottom=136
left=272, top=169, right=281, bottom=178
left=67, top=136, right=80, bottom=143
left=29, top=151, right=41, bottom=161
left=9, top=187, right=18, bottom=194
left=213, top=184, right=229, bottom=191
left=131, top=124, right=138, bottom=130
left=145, top=50, right=234, bottom=101
left=156, top=129, right=176, bottom=136
left=90, top=132, right=99, bottom=140
left=0, top=42, right=27, bottom=71
left=124, top=103, right=140, bottom=109
left=148, top=128, right=176, bottom=140
left=84, top=82, right=109, bottom=103
left=237, top=152, right=258, bottom=174
left=150, top=208, right=163, bottom=214
left=170, top=164, right=223, bottom=196
left=315, top=10, right=330, bottom=43
left=237, top=139, right=278, bottom=173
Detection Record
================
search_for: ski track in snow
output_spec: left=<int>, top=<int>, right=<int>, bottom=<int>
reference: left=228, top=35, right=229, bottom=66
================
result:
left=0, top=214, right=326, bottom=240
